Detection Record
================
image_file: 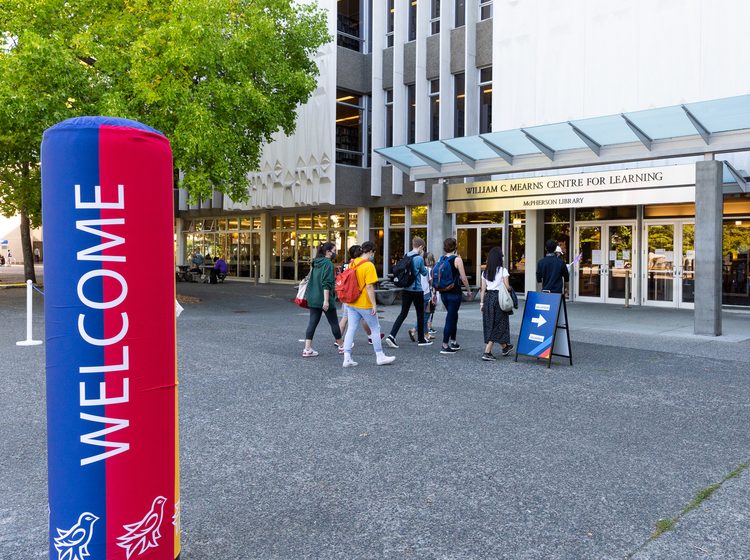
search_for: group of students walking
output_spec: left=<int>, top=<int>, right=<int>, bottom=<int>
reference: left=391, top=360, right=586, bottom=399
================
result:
left=301, top=235, right=526, bottom=366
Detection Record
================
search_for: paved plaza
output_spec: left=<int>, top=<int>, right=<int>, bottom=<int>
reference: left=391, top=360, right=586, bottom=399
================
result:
left=1, top=277, right=749, bottom=559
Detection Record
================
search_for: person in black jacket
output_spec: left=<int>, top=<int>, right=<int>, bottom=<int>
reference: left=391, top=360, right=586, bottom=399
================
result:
left=537, top=239, right=569, bottom=293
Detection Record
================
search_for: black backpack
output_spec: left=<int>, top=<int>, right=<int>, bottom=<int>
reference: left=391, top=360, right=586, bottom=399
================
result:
left=391, top=253, right=416, bottom=288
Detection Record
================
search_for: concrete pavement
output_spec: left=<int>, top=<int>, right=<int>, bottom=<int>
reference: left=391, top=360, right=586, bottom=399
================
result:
left=0, top=280, right=748, bottom=559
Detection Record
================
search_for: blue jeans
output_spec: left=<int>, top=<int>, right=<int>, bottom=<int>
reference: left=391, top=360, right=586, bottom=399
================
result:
left=345, top=306, right=383, bottom=354
left=415, top=293, right=431, bottom=333
left=441, top=292, right=462, bottom=345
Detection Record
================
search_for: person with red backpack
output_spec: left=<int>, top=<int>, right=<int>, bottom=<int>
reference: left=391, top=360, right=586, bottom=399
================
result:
left=338, top=241, right=395, bottom=367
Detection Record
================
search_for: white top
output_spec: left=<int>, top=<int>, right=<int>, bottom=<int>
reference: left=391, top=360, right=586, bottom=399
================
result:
left=420, top=267, right=431, bottom=294
left=483, top=267, right=509, bottom=291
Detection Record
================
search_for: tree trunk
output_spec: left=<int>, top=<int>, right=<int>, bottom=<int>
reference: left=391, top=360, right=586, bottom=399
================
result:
left=19, top=207, right=37, bottom=284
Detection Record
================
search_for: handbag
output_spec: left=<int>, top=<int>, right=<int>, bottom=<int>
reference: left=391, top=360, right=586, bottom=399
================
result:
left=498, top=280, right=513, bottom=313
left=510, top=287, right=519, bottom=309
left=294, top=265, right=313, bottom=308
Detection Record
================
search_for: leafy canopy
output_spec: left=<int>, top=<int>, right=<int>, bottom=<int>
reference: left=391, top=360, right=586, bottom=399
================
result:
left=0, top=0, right=330, bottom=219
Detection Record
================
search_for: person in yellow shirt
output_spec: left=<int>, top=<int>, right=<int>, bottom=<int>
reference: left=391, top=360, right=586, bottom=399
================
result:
left=343, top=241, right=396, bottom=367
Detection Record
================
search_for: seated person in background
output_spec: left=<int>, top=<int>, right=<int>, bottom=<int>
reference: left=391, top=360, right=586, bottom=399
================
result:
left=203, top=253, right=214, bottom=266
left=189, top=251, right=203, bottom=273
left=213, top=255, right=228, bottom=282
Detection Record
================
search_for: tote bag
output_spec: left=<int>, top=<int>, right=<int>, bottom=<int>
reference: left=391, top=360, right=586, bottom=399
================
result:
left=498, top=271, right=513, bottom=313
left=295, top=268, right=313, bottom=308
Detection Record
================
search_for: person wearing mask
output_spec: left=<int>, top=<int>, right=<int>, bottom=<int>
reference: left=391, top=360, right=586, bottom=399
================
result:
left=303, top=242, right=344, bottom=357
left=342, top=241, right=395, bottom=367
left=385, top=237, right=433, bottom=348
left=479, top=247, right=513, bottom=360
left=537, top=239, right=569, bottom=293
left=438, top=237, right=474, bottom=355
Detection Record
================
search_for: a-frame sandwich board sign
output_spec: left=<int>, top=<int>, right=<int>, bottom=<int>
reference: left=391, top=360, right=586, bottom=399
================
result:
left=515, top=291, right=573, bottom=368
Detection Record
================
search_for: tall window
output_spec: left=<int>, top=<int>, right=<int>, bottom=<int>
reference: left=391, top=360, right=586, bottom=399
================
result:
left=479, top=67, right=492, bottom=134
left=407, top=84, right=416, bottom=144
left=454, top=73, right=465, bottom=137
left=455, top=0, right=466, bottom=27
left=429, top=79, right=440, bottom=141
left=337, top=0, right=363, bottom=52
left=386, top=0, right=395, bottom=47
left=509, top=211, right=526, bottom=293
left=408, top=0, right=417, bottom=41
left=385, top=89, right=393, bottom=148
left=479, top=0, right=493, bottom=20
left=336, top=90, right=364, bottom=166
left=431, top=0, right=440, bottom=34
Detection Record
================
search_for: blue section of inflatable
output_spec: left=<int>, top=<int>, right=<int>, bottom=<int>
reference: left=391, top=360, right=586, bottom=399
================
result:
left=42, top=123, right=107, bottom=558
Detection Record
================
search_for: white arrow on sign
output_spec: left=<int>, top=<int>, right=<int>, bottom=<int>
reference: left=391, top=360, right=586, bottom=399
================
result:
left=531, top=314, right=547, bottom=328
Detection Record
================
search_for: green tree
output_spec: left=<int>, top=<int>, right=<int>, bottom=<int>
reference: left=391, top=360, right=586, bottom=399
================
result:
left=0, top=0, right=330, bottom=281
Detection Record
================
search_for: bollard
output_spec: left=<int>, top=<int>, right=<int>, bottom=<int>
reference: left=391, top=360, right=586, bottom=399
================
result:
left=16, top=279, right=43, bottom=346
left=41, top=117, right=180, bottom=560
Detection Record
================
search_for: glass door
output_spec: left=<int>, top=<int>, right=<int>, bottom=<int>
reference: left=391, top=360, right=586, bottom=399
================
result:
left=576, top=225, right=602, bottom=301
left=644, top=223, right=676, bottom=306
left=575, top=222, right=636, bottom=303
left=643, top=221, right=694, bottom=308
left=607, top=224, right=636, bottom=304
left=457, top=226, right=504, bottom=288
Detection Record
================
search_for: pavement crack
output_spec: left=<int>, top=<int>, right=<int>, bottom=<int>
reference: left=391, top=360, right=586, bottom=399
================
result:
left=624, top=459, right=750, bottom=559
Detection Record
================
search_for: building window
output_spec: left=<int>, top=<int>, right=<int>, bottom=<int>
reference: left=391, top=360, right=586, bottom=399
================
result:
left=455, top=0, right=465, bottom=27
left=407, top=84, right=416, bottom=144
left=454, top=73, right=465, bottom=137
left=479, top=66, right=492, bottom=134
left=431, top=0, right=440, bottom=34
left=385, top=89, right=393, bottom=148
left=337, top=0, right=363, bottom=52
left=408, top=0, right=417, bottom=41
left=479, top=0, right=493, bottom=20
left=723, top=217, right=750, bottom=306
left=386, top=0, right=394, bottom=48
left=429, top=79, right=440, bottom=141
left=336, top=90, right=364, bottom=166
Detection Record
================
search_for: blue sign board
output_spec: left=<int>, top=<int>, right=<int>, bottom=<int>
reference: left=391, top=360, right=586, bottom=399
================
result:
left=515, top=292, right=572, bottom=367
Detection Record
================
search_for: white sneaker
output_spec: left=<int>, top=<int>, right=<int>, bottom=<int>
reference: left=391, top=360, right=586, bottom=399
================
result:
left=376, top=355, right=396, bottom=366
left=343, top=357, right=358, bottom=368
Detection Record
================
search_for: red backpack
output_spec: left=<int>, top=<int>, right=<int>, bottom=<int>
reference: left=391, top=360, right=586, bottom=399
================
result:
left=335, top=259, right=362, bottom=303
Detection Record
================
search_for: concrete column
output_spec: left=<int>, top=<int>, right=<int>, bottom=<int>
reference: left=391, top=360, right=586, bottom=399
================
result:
left=174, top=218, right=185, bottom=265
left=259, top=212, right=271, bottom=284
left=357, top=207, right=370, bottom=243
left=694, top=160, right=723, bottom=335
left=429, top=179, right=452, bottom=254
left=524, top=210, right=544, bottom=294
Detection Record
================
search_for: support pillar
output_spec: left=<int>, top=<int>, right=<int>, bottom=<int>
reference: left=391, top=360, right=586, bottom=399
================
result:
left=694, top=160, right=723, bottom=335
left=259, top=212, right=271, bottom=284
left=524, top=210, right=545, bottom=293
left=429, top=179, right=452, bottom=255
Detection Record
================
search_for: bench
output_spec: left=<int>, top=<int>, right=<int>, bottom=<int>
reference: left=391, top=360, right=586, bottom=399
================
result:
left=374, top=279, right=402, bottom=306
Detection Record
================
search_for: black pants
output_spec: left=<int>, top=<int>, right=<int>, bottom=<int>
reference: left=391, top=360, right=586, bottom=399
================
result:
left=305, top=306, right=342, bottom=341
left=390, top=290, right=427, bottom=343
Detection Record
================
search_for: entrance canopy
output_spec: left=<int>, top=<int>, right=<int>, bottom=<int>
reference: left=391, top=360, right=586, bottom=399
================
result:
left=375, top=94, right=750, bottom=191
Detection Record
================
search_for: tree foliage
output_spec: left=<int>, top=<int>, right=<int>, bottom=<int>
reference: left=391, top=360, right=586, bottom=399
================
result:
left=0, top=0, right=330, bottom=219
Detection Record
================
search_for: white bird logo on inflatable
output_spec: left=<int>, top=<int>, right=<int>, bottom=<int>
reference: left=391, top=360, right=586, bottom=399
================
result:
left=116, top=496, right=167, bottom=559
left=54, top=512, right=99, bottom=560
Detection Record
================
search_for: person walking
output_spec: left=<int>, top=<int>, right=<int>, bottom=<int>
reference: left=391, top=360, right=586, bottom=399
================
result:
left=338, top=245, right=384, bottom=346
left=385, top=237, right=433, bottom=348
left=409, top=251, right=435, bottom=343
left=303, top=242, right=344, bottom=357
left=435, top=237, right=473, bottom=355
left=537, top=239, right=569, bottom=293
left=479, top=247, right=514, bottom=360
left=342, top=241, right=395, bottom=367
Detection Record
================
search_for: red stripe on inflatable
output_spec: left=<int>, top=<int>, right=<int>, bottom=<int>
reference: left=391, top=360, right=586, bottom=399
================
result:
left=99, top=125, right=176, bottom=557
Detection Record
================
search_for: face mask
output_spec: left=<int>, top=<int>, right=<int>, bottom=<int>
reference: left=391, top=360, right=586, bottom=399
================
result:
left=369, top=255, right=376, bottom=263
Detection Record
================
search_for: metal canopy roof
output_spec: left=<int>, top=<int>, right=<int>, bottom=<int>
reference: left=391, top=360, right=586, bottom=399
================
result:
left=375, top=94, right=750, bottom=184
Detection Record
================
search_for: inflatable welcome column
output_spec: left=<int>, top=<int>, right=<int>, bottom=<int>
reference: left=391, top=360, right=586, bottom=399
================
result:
left=41, top=117, right=180, bottom=559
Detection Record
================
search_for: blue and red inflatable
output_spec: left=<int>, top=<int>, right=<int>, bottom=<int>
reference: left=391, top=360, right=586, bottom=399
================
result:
left=42, top=117, right=180, bottom=559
